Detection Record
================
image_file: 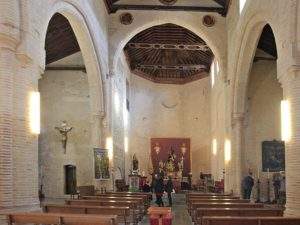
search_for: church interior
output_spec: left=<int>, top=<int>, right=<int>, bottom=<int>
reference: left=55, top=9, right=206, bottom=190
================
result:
left=1, top=0, right=300, bottom=224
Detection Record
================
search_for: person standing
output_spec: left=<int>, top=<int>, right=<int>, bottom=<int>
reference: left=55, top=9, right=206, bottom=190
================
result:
left=154, top=175, right=164, bottom=207
left=165, top=176, right=174, bottom=206
left=242, top=172, right=254, bottom=199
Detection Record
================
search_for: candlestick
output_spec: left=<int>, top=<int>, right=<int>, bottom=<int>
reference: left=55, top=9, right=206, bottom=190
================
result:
left=257, top=168, right=260, bottom=179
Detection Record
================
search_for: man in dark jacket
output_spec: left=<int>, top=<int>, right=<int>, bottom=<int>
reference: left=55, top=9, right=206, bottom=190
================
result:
left=242, top=172, right=254, bottom=199
left=165, top=176, right=174, bottom=206
left=154, top=175, right=164, bottom=207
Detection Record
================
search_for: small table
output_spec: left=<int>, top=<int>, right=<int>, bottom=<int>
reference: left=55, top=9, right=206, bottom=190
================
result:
left=148, top=206, right=172, bottom=225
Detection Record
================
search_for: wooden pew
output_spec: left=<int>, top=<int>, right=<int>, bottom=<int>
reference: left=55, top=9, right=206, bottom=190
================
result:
left=65, top=199, right=140, bottom=222
left=189, top=202, right=264, bottom=221
left=82, top=195, right=145, bottom=214
left=95, top=192, right=151, bottom=208
left=106, top=192, right=152, bottom=201
left=195, top=208, right=284, bottom=225
left=7, top=212, right=117, bottom=225
left=43, top=204, right=131, bottom=225
left=202, top=216, right=300, bottom=225
left=188, top=199, right=251, bottom=215
left=186, top=192, right=233, bottom=203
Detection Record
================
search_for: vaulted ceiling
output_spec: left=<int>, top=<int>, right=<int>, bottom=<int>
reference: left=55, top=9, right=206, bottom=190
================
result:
left=257, top=25, right=277, bottom=58
left=45, top=13, right=80, bottom=65
left=124, top=23, right=214, bottom=84
left=104, top=0, right=230, bottom=16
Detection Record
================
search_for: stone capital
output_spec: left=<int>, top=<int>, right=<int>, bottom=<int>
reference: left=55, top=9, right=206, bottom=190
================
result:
left=278, top=64, right=300, bottom=87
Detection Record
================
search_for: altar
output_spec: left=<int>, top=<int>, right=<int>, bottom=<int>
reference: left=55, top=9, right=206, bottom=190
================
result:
left=150, top=138, right=191, bottom=183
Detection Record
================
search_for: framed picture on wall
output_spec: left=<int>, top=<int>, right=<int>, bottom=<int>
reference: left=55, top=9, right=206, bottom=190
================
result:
left=94, top=148, right=110, bottom=180
left=262, top=140, right=285, bottom=172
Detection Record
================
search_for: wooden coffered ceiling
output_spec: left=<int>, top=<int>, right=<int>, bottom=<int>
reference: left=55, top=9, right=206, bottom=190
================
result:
left=104, top=0, right=230, bottom=16
left=257, top=25, right=277, bottom=58
left=124, top=23, right=214, bottom=84
left=45, top=13, right=80, bottom=65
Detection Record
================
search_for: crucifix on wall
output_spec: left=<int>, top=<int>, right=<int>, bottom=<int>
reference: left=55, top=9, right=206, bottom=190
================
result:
left=55, top=121, right=73, bottom=154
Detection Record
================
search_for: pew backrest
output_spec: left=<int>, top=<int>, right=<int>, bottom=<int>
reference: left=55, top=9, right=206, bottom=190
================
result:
left=202, top=216, right=300, bottom=225
left=196, top=208, right=283, bottom=225
left=7, top=212, right=117, bottom=225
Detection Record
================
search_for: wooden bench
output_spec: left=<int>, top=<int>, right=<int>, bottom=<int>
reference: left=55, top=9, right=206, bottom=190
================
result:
left=189, top=202, right=264, bottom=221
left=65, top=199, right=141, bottom=222
left=105, top=192, right=152, bottom=205
left=188, top=199, right=251, bottom=214
left=7, top=212, right=117, bottom=225
left=202, top=216, right=300, bottom=225
left=95, top=193, right=151, bottom=207
left=82, top=196, right=145, bottom=214
left=195, top=208, right=284, bottom=225
left=43, top=204, right=132, bottom=225
left=186, top=192, right=233, bottom=203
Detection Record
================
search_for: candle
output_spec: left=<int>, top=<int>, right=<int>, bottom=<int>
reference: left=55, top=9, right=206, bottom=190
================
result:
left=267, top=168, right=270, bottom=179
left=257, top=168, right=260, bottom=179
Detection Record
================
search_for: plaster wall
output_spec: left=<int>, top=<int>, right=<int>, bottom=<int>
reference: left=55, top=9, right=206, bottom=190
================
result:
left=38, top=65, right=93, bottom=198
left=129, top=74, right=211, bottom=181
left=244, top=60, right=282, bottom=200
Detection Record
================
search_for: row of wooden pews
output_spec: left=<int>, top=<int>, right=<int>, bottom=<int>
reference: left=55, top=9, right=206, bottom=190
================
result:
left=186, top=192, right=300, bottom=225
left=6, top=192, right=151, bottom=225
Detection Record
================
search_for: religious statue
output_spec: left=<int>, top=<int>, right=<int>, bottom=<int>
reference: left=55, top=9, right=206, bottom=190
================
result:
left=177, top=156, right=184, bottom=178
left=154, top=142, right=161, bottom=155
left=181, top=143, right=187, bottom=155
left=165, top=148, right=176, bottom=174
left=132, top=154, right=139, bottom=172
left=55, top=121, right=73, bottom=153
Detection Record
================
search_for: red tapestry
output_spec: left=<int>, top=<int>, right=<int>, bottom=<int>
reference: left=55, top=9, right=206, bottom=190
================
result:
left=150, top=138, right=191, bottom=177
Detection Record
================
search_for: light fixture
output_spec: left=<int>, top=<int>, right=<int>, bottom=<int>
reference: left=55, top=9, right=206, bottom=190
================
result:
left=106, top=137, right=113, bottom=160
left=29, top=92, right=40, bottom=134
left=114, top=92, right=120, bottom=114
left=281, top=100, right=291, bottom=142
left=124, top=136, right=129, bottom=153
left=224, top=139, right=231, bottom=163
left=212, top=139, right=217, bottom=155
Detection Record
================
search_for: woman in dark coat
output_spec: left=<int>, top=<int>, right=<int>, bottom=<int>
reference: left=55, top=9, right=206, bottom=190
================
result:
left=154, top=176, right=164, bottom=207
left=165, top=176, right=174, bottom=206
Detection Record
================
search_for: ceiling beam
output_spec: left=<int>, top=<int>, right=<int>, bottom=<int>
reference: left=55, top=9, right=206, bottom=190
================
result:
left=212, top=0, right=225, bottom=7
left=135, top=64, right=206, bottom=71
left=127, top=43, right=210, bottom=51
left=113, top=4, right=224, bottom=15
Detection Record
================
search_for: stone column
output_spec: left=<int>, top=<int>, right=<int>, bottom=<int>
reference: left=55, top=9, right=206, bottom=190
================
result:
left=0, top=38, right=17, bottom=208
left=280, top=66, right=300, bottom=216
left=231, top=113, right=245, bottom=196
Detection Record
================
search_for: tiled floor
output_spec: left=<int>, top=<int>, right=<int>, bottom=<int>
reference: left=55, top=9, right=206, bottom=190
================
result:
left=141, top=193, right=192, bottom=225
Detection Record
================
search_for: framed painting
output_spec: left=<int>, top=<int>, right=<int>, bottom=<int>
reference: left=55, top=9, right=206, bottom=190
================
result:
left=262, top=140, right=285, bottom=172
left=94, top=148, right=110, bottom=180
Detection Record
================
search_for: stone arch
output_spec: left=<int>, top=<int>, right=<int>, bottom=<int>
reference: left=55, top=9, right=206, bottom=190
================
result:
left=42, top=1, right=105, bottom=117
left=110, top=18, right=225, bottom=77
left=232, top=14, right=279, bottom=116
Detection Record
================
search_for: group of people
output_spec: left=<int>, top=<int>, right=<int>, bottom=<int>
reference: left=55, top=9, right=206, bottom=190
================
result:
left=242, top=171, right=286, bottom=203
left=142, top=175, right=174, bottom=207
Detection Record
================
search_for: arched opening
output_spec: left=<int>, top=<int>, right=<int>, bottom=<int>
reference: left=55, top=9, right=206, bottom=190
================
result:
left=118, top=23, right=217, bottom=188
left=38, top=13, right=95, bottom=199
left=242, top=24, right=283, bottom=201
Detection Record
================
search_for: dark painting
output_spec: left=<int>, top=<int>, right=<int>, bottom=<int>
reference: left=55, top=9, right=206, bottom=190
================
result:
left=262, top=140, right=285, bottom=172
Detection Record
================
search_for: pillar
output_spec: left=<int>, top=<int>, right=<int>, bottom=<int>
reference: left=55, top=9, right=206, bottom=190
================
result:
left=280, top=66, right=300, bottom=216
left=0, top=37, right=16, bottom=208
left=231, top=113, right=245, bottom=196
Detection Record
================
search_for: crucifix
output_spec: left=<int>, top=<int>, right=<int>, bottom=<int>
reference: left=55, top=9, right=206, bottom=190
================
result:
left=55, top=121, right=73, bottom=154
